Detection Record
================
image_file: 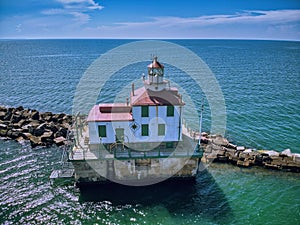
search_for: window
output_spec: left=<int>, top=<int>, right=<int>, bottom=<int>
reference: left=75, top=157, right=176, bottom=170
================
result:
left=98, top=125, right=106, bottom=137
left=141, top=106, right=149, bottom=117
left=158, top=124, right=165, bottom=136
left=141, top=124, right=149, bottom=136
left=167, top=105, right=174, bottom=117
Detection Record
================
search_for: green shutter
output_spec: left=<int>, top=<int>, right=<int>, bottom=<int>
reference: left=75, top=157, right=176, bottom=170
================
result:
left=158, top=124, right=165, bottom=136
left=98, top=125, right=106, bottom=137
left=141, top=124, right=149, bottom=136
left=141, top=106, right=149, bottom=117
left=167, top=105, right=174, bottom=117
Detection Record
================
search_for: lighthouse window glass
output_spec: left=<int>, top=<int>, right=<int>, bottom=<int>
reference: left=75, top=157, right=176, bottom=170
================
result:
left=167, top=105, right=174, bottom=117
left=141, top=106, right=149, bottom=117
left=158, top=124, right=165, bottom=136
left=98, top=125, right=107, bottom=137
left=141, top=124, right=149, bottom=136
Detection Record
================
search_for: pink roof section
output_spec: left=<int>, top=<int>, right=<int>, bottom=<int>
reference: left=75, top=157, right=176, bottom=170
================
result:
left=87, top=103, right=133, bottom=122
left=131, top=87, right=185, bottom=106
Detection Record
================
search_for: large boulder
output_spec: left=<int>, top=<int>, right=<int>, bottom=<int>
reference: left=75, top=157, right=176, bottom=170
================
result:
left=236, top=146, right=245, bottom=151
left=3, top=111, right=13, bottom=121
left=47, top=122, right=59, bottom=133
left=21, top=109, right=31, bottom=119
left=54, top=136, right=66, bottom=146
left=0, top=123, right=7, bottom=130
left=11, top=114, right=22, bottom=124
left=41, top=131, right=54, bottom=146
left=62, top=115, right=72, bottom=124
left=16, top=119, right=26, bottom=128
left=23, top=133, right=42, bottom=148
left=33, top=126, right=45, bottom=136
left=31, top=110, right=40, bottom=120
left=7, top=130, right=20, bottom=139
left=55, top=127, right=68, bottom=138
left=280, top=149, right=292, bottom=157
left=16, top=106, right=24, bottom=111
left=265, top=150, right=280, bottom=157
left=212, top=135, right=229, bottom=146
left=0, top=111, right=6, bottom=120
left=0, top=106, right=7, bottom=112
left=29, top=120, right=40, bottom=128
left=0, top=128, right=7, bottom=137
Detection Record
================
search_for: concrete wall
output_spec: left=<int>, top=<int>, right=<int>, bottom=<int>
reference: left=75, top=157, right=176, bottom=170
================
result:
left=73, top=158, right=199, bottom=182
left=113, top=157, right=198, bottom=180
left=72, top=161, right=107, bottom=181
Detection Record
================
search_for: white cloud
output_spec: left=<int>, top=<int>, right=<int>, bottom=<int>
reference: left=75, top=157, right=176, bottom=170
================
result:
left=15, top=24, right=22, bottom=32
left=70, top=12, right=90, bottom=23
left=81, top=9, right=300, bottom=40
left=57, top=0, right=104, bottom=10
left=41, top=0, right=103, bottom=25
left=116, top=10, right=300, bottom=28
left=42, top=9, right=66, bottom=15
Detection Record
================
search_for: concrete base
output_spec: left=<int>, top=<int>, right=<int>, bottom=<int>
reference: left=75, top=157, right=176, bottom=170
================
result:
left=72, top=157, right=200, bottom=185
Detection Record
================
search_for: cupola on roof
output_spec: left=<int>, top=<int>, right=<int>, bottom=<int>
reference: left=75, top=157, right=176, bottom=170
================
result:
left=147, top=56, right=164, bottom=69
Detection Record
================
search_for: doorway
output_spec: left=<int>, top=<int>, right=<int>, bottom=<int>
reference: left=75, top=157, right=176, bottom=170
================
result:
left=115, top=128, right=124, bottom=142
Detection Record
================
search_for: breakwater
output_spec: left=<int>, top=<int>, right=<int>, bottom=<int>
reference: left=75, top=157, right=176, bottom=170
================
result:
left=0, top=106, right=72, bottom=147
left=201, top=134, right=300, bottom=172
left=1, top=106, right=299, bottom=172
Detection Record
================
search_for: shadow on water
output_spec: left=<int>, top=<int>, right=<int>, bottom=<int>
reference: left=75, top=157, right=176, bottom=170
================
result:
left=78, top=167, right=233, bottom=224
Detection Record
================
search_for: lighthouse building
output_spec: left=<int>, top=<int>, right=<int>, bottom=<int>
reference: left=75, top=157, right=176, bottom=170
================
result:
left=87, top=57, right=185, bottom=151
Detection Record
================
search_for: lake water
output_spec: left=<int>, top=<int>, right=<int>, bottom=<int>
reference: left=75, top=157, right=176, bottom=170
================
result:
left=0, top=39, right=299, bottom=224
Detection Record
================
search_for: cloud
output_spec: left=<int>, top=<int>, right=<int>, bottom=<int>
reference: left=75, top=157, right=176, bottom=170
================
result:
left=41, top=0, right=103, bottom=25
left=57, top=0, right=104, bottom=10
left=116, top=9, right=300, bottom=28
left=42, top=9, right=66, bottom=15
left=16, top=24, right=22, bottom=32
left=81, top=9, right=300, bottom=40
left=70, top=12, right=90, bottom=23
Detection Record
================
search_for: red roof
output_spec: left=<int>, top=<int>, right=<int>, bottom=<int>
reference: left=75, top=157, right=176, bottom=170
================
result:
left=131, top=87, right=184, bottom=106
left=87, top=103, right=133, bottom=122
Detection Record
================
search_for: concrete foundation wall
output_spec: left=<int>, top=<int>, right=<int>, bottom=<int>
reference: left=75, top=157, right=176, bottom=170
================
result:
left=73, top=157, right=199, bottom=182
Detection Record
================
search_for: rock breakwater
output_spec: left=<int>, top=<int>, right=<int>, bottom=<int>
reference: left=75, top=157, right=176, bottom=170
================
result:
left=201, top=134, right=300, bottom=173
left=0, top=106, right=72, bottom=148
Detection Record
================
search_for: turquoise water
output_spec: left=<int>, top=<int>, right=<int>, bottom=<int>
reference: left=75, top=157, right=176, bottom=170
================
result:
left=0, top=39, right=299, bottom=224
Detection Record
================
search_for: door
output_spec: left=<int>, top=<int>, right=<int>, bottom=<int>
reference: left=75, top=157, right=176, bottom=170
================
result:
left=115, top=128, right=124, bottom=142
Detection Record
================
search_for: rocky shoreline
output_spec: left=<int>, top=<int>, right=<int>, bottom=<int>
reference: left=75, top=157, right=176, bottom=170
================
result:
left=1, top=106, right=299, bottom=172
left=0, top=106, right=72, bottom=147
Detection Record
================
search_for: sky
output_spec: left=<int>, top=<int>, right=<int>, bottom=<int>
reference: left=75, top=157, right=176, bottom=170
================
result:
left=0, top=0, right=300, bottom=40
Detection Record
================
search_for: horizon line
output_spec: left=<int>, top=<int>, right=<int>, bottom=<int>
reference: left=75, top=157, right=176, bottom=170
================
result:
left=0, top=37, right=299, bottom=42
